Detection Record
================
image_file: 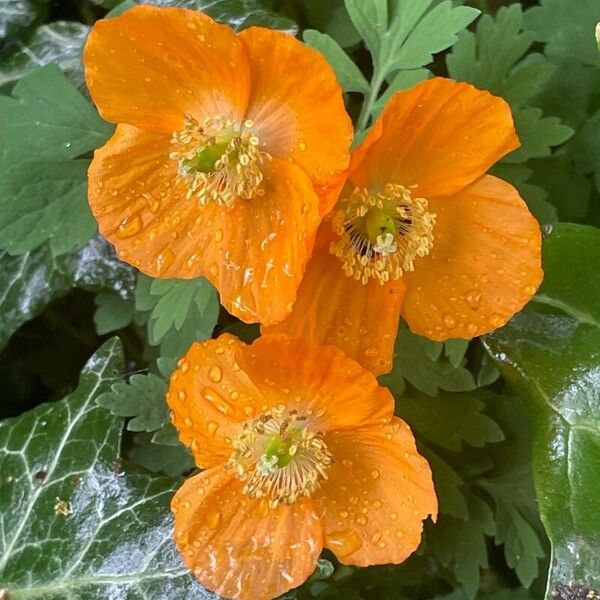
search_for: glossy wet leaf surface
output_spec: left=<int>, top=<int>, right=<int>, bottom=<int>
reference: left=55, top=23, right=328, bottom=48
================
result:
left=0, top=236, right=135, bottom=352
left=484, top=224, right=600, bottom=596
left=0, top=339, right=212, bottom=599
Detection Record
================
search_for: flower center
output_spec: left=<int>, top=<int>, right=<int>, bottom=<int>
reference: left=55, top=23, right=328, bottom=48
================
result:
left=330, top=184, right=436, bottom=285
left=170, top=114, right=270, bottom=207
left=228, top=407, right=332, bottom=508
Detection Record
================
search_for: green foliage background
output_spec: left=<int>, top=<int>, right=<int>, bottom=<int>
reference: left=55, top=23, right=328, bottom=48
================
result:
left=0, top=1, right=599, bottom=599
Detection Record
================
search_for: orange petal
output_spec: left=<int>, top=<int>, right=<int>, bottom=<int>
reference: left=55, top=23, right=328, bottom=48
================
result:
left=172, top=467, right=322, bottom=600
left=239, top=27, right=352, bottom=188
left=84, top=5, right=250, bottom=133
left=351, top=78, right=519, bottom=198
left=166, top=333, right=393, bottom=466
left=315, top=418, right=437, bottom=566
left=166, top=334, right=265, bottom=469
left=265, top=225, right=405, bottom=376
left=402, top=175, right=543, bottom=340
left=88, top=125, right=321, bottom=325
left=238, top=333, right=395, bottom=431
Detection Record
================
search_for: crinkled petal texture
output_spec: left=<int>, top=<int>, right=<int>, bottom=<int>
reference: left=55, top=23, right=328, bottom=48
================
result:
left=168, top=334, right=436, bottom=594
left=265, top=227, right=405, bottom=376
left=315, top=418, right=437, bottom=566
left=351, top=78, right=519, bottom=198
left=84, top=6, right=250, bottom=132
left=88, top=125, right=321, bottom=325
left=239, top=27, right=353, bottom=188
left=401, top=175, right=543, bottom=340
left=85, top=6, right=352, bottom=325
left=166, top=334, right=394, bottom=468
left=172, top=467, right=323, bottom=600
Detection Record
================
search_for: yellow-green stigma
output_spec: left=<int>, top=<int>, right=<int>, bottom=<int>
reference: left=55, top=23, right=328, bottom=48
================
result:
left=330, top=183, right=436, bottom=285
left=170, top=114, right=270, bottom=207
left=228, top=407, right=332, bottom=507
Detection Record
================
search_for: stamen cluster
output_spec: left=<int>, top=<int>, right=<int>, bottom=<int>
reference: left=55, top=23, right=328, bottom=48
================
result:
left=330, top=183, right=436, bottom=285
left=170, top=114, right=270, bottom=207
left=228, top=406, right=332, bottom=508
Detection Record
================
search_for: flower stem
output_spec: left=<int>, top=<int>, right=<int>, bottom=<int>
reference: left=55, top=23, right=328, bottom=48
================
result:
left=356, top=65, right=386, bottom=134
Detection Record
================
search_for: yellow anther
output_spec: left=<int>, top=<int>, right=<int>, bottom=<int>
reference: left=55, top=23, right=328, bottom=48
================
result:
left=170, top=114, right=270, bottom=207
left=228, top=407, right=332, bottom=507
left=330, top=184, right=436, bottom=285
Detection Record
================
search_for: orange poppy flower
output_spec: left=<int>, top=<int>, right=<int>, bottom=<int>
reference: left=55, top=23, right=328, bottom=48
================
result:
left=168, top=333, right=437, bottom=600
left=83, top=6, right=352, bottom=325
left=266, top=78, right=543, bottom=375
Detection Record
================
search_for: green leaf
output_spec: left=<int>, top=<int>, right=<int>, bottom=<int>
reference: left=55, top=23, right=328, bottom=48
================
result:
left=525, top=0, right=600, bottom=67
left=0, top=236, right=135, bottom=352
left=504, top=107, right=574, bottom=164
left=0, top=65, right=113, bottom=256
left=446, top=6, right=573, bottom=166
left=435, top=589, right=534, bottom=600
left=148, top=277, right=216, bottom=343
left=484, top=223, right=600, bottom=595
left=447, top=6, right=539, bottom=104
left=382, top=1, right=479, bottom=73
left=343, top=0, right=388, bottom=58
left=195, top=0, right=297, bottom=33
left=349, top=0, right=478, bottom=130
left=0, top=22, right=89, bottom=90
left=568, top=109, right=600, bottom=176
left=0, top=0, right=47, bottom=44
left=431, top=496, right=496, bottom=599
left=93, top=292, right=135, bottom=335
left=0, top=64, right=112, bottom=159
left=396, top=391, right=504, bottom=452
left=129, top=431, right=194, bottom=476
left=97, top=372, right=169, bottom=432
left=135, top=275, right=220, bottom=358
left=422, top=447, right=469, bottom=520
left=303, top=29, right=370, bottom=94
left=0, top=155, right=96, bottom=256
left=380, top=324, right=476, bottom=396
left=0, top=339, right=205, bottom=598
left=527, top=157, right=592, bottom=221
left=301, top=0, right=360, bottom=49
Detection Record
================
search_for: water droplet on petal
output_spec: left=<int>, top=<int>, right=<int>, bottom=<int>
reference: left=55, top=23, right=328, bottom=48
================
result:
left=208, top=365, right=223, bottom=383
left=327, top=528, right=363, bottom=558
left=155, top=248, right=175, bottom=275
left=442, top=314, right=456, bottom=329
left=117, top=216, right=142, bottom=238
left=206, top=509, right=221, bottom=529
left=464, top=288, right=482, bottom=310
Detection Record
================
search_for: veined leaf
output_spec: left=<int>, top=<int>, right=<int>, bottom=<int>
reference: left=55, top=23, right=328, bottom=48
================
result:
left=0, top=236, right=135, bottom=352
left=195, top=0, right=297, bottom=33
left=0, top=0, right=47, bottom=43
left=0, top=339, right=207, bottom=599
left=484, top=224, right=600, bottom=598
left=0, top=21, right=89, bottom=90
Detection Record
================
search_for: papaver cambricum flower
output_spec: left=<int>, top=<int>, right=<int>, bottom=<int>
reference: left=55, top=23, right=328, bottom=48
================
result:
left=267, top=78, right=543, bottom=375
left=168, top=333, right=437, bottom=600
left=84, top=6, right=352, bottom=325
